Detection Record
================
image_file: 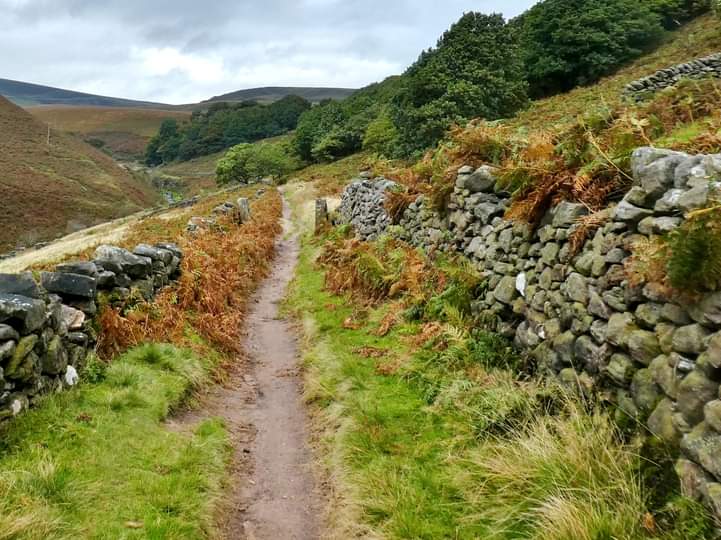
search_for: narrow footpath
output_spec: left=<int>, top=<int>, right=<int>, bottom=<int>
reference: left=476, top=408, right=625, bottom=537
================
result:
left=233, top=198, right=320, bottom=539
left=171, top=196, right=319, bottom=540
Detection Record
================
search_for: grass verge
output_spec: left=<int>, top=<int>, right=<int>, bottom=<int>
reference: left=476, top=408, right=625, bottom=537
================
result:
left=0, top=342, right=229, bottom=539
left=285, top=190, right=715, bottom=538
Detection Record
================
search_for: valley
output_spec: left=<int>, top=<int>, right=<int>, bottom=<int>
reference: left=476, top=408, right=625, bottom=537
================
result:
left=0, top=3, right=721, bottom=540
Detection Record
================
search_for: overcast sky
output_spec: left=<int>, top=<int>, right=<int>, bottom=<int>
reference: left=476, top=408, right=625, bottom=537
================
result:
left=0, top=0, right=537, bottom=104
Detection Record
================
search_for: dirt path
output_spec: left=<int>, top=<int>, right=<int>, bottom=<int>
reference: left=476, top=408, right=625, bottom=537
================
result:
left=171, top=196, right=319, bottom=540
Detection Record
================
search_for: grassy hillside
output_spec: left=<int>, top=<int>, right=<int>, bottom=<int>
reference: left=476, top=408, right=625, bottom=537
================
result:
left=0, top=78, right=168, bottom=109
left=0, top=96, right=159, bottom=251
left=28, top=106, right=191, bottom=160
left=199, top=86, right=356, bottom=106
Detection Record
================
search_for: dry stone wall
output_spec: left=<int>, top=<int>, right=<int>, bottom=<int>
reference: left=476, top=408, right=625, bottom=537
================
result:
left=623, top=52, right=721, bottom=100
left=338, top=147, right=721, bottom=515
left=0, top=242, right=183, bottom=421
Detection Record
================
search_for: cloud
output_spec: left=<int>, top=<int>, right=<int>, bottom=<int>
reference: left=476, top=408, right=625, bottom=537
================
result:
left=0, top=0, right=538, bottom=104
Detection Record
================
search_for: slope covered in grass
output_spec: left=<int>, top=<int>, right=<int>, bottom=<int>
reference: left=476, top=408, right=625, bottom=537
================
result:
left=28, top=106, right=190, bottom=160
left=0, top=96, right=159, bottom=251
left=0, top=343, right=229, bottom=539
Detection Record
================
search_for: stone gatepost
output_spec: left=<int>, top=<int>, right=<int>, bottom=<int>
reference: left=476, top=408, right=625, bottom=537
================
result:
left=237, top=198, right=251, bottom=224
left=315, top=199, right=329, bottom=233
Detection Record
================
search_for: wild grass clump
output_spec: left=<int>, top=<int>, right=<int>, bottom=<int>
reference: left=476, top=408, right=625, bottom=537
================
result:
left=97, top=190, right=282, bottom=358
left=457, top=402, right=645, bottom=539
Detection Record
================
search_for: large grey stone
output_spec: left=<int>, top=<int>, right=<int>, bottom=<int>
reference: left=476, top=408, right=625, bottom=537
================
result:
left=648, top=398, right=681, bottom=444
left=682, top=423, right=721, bottom=481
left=552, top=202, right=588, bottom=228
left=637, top=154, right=687, bottom=199
left=678, top=370, right=718, bottom=425
left=631, top=368, right=662, bottom=414
left=628, top=329, right=661, bottom=365
left=133, top=244, right=173, bottom=265
left=673, top=324, right=711, bottom=355
left=565, top=273, right=589, bottom=305
left=607, top=312, right=638, bottom=348
left=0, top=273, right=41, bottom=299
left=493, top=276, right=519, bottom=305
left=94, top=245, right=152, bottom=278
left=464, top=166, right=497, bottom=193
left=612, top=200, right=653, bottom=223
left=41, top=272, right=96, bottom=299
left=688, top=292, right=721, bottom=326
left=55, top=261, right=98, bottom=277
left=0, top=294, right=46, bottom=333
left=606, top=353, right=636, bottom=386
left=0, top=323, right=19, bottom=342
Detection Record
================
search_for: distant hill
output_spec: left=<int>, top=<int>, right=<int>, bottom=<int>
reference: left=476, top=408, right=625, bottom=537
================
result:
left=0, top=95, right=159, bottom=251
left=28, top=106, right=191, bottom=161
left=0, top=78, right=169, bottom=109
left=194, top=86, right=357, bottom=106
left=0, top=78, right=357, bottom=110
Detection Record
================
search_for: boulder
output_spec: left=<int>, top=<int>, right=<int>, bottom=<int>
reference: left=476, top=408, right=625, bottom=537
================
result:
left=677, top=371, right=718, bottom=425
left=94, top=245, right=152, bottom=278
left=40, top=335, right=67, bottom=376
left=612, top=200, right=653, bottom=223
left=55, top=261, right=98, bottom=277
left=0, top=323, right=19, bottom=342
left=552, top=202, right=588, bottom=228
left=648, top=398, right=681, bottom=444
left=493, top=276, right=519, bottom=305
left=607, top=312, right=638, bottom=348
left=673, top=324, right=711, bottom=355
left=0, top=273, right=41, bottom=298
left=0, top=293, right=46, bottom=333
left=628, top=329, right=661, bottom=365
left=60, top=305, right=85, bottom=331
left=41, top=272, right=96, bottom=299
left=688, top=292, right=721, bottom=326
left=133, top=244, right=172, bottom=265
left=463, top=166, right=497, bottom=193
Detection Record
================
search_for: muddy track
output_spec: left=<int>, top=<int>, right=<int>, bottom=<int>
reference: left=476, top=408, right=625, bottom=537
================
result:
left=169, top=197, right=319, bottom=539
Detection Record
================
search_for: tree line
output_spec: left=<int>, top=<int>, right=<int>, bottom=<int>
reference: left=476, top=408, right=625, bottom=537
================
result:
left=290, top=0, right=714, bottom=163
left=145, top=95, right=311, bottom=165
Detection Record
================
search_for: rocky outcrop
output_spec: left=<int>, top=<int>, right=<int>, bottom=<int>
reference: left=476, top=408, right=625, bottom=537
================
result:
left=0, top=242, right=182, bottom=420
left=338, top=147, right=721, bottom=518
left=624, top=52, right=721, bottom=100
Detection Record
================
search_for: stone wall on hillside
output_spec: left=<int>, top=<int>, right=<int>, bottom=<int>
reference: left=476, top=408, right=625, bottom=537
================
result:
left=0, top=242, right=183, bottom=420
left=337, top=147, right=721, bottom=515
left=623, top=52, right=721, bottom=100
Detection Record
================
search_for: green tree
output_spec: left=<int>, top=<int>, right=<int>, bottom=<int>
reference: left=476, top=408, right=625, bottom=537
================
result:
left=216, top=143, right=296, bottom=185
left=362, top=108, right=398, bottom=155
left=392, top=12, right=528, bottom=156
left=518, top=0, right=664, bottom=97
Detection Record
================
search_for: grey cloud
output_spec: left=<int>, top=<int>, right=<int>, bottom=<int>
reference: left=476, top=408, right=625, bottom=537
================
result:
left=0, top=0, right=537, bottom=104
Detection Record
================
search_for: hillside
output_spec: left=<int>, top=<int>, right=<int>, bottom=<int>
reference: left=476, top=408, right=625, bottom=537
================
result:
left=0, top=96, right=159, bottom=251
left=199, top=86, right=356, bottom=106
left=0, top=78, right=169, bottom=108
left=28, top=106, right=191, bottom=160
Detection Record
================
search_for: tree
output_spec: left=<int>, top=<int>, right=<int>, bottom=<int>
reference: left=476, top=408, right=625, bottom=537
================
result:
left=216, top=143, right=296, bottom=185
left=518, top=0, right=664, bottom=97
left=363, top=108, right=398, bottom=156
left=645, top=0, right=711, bottom=28
left=391, top=12, right=528, bottom=156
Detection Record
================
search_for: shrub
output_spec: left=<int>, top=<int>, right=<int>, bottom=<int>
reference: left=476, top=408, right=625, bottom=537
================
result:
left=216, top=143, right=296, bottom=185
